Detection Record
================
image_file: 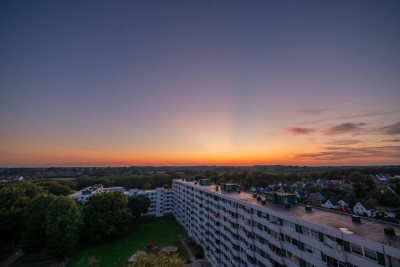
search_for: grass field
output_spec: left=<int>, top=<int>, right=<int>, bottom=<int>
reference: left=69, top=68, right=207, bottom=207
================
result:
left=67, top=216, right=189, bottom=266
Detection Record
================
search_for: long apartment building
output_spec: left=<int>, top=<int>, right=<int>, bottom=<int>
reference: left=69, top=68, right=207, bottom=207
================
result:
left=69, top=185, right=173, bottom=217
left=173, top=178, right=400, bottom=267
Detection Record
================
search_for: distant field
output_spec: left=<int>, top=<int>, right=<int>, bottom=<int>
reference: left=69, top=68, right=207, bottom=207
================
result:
left=67, top=216, right=189, bottom=266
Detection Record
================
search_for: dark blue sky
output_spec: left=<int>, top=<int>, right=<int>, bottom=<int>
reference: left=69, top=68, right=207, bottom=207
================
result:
left=1, top=1, right=399, bottom=166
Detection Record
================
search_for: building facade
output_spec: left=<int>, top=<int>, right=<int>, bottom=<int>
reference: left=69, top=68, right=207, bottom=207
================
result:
left=173, top=179, right=400, bottom=267
left=69, top=185, right=173, bottom=217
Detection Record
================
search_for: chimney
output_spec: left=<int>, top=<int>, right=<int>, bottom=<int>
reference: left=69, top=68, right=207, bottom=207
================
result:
left=351, top=216, right=361, bottom=223
left=257, top=196, right=261, bottom=201
left=305, top=206, right=312, bottom=212
left=384, top=227, right=395, bottom=236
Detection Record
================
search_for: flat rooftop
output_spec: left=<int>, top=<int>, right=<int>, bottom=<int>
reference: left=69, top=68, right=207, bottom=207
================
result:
left=175, top=180, right=400, bottom=249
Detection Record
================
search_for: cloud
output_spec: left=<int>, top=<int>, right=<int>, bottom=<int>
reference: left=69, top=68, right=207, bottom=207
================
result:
left=296, top=111, right=391, bottom=125
left=324, top=122, right=367, bottom=135
left=284, top=127, right=316, bottom=135
left=325, top=139, right=363, bottom=146
left=232, top=143, right=248, bottom=147
left=295, top=146, right=400, bottom=160
left=284, top=108, right=327, bottom=115
left=340, top=97, right=372, bottom=106
left=383, top=138, right=400, bottom=143
left=381, top=122, right=400, bottom=135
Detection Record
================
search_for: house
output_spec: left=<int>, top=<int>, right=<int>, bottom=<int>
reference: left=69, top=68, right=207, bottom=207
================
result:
left=339, top=183, right=352, bottom=191
left=330, top=180, right=341, bottom=185
left=307, top=192, right=326, bottom=205
left=267, top=184, right=275, bottom=191
left=322, top=199, right=339, bottom=209
left=381, top=185, right=396, bottom=195
left=294, top=189, right=308, bottom=199
left=278, top=185, right=291, bottom=193
left=338, top=199, right=349, bottom=207
left=353, top=201, right=376, bottom=217
left=257, top=187, right=265, bottom=194
left=316, top=179, right=328, bottom=187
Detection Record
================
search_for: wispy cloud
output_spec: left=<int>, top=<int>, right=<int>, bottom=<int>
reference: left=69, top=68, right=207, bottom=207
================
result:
left=284, top=127, right=316, bottom=135
left=325, top=139, right=363, bottom=146
left=340, top=97, right=372, bottom=106
left=284, top=108, right=327, bottom=115
left=381, top=122, right=400, bottom=135
left=296, top=111, right=390, bottom=125
left=323, top=122, right=367, bottom=135
left=383, top=138, right=400, bottom=143
left=295, top=146, right=400, bottom=160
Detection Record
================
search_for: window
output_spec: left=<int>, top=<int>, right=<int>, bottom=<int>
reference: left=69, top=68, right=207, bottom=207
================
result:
left=283, top=220, right=296, bottom=230
left=284, top=235, right=298, bottom=247
left=364, top=248, right=377, bottom=261
left=285, top=250, right=299, bottom=264
left=303, top=226, right=320, bottom=239
left=351, top=244, right=363, bottom=256
left=350, top=243, right=377, bottom=262
left=305, top=244, right=322, bottom=259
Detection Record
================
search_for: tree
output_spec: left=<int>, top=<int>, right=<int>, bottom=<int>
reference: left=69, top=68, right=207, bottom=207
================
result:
left=22, top=194, right=56, bottom=254
left=128, top=194, right=150, bottom=220
left=45, top=196, right=82, bottom=259
left=83, top=192, right=131, bottom=241
left=128, top=252, right=185, bottom=267
left=0, top=182, right=41, bottom=249
left=348, top=193, right=356, bottom=209
left=142, top=183, right=151, bottom=190
left=36, top=180, right=71, bottom=196
left=348, top=172, right=363, bottom=183
left=163, top=184, right=171, bottom=189
left=216, top=178, right=227, bottom=185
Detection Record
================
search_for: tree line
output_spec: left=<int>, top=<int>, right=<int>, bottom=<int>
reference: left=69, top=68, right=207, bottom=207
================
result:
left=0, top=181, right=150, bottom=259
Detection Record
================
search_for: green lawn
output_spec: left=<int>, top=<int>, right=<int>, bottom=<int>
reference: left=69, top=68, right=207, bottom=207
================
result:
left=67, top=216, right=189, bottom=267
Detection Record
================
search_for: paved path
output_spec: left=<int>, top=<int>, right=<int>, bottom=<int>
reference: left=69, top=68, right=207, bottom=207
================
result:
left=0, top=250, right=23, bottom=267
left=178, top=234, right=195, bottom=260
left=179, top=235, right=212, bottom=267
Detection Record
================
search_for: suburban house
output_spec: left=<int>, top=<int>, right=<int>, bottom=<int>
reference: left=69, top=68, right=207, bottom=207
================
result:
left=322, top=199, right=339, bottom=209
left=307, top=192, right=326, bottom=205
left=338, top=199, right=349, bottom=207
left=294, top=189, right=308, bottom=199
left=381, top=185, right=396, bottom=195
left=353, top=201, right=377, bottom=217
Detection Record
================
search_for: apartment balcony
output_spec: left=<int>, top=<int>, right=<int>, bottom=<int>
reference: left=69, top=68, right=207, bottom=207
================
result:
left=269, top=249, right=284, bottom=265
left=255, top=252, right=272, bottom=267
left=321, top=241, right=346, bottom=262
left=254, top=239, right=270, bottom=253
left=265, top=220, right=280, bottom=233
left=268, top=235, right=282, bottom=248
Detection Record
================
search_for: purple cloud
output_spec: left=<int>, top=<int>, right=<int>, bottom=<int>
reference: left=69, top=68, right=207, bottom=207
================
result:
left=324, top=122, right=367, bottom=135
left=381, top=122, right=400, bottom=135
left=284, top=127, right=316, bottom=135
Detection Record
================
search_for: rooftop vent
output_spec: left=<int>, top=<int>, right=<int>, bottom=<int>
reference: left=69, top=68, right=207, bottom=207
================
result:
left=253, top=193, right=257, bottom=198
left=284, top=203, right=291, bottom=209
left=351, top=216, right=361, bottom=223
left=384, top=227, right=395, bottom=236
left=261, top=200, right=267, bottom=205
left=305, top=206, right=312, bottom=212
left=257, top=196, right=261, bottom=201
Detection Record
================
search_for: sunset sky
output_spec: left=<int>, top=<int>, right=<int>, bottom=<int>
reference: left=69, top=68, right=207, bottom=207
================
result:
left=1, top=1, right=399, bottom=167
